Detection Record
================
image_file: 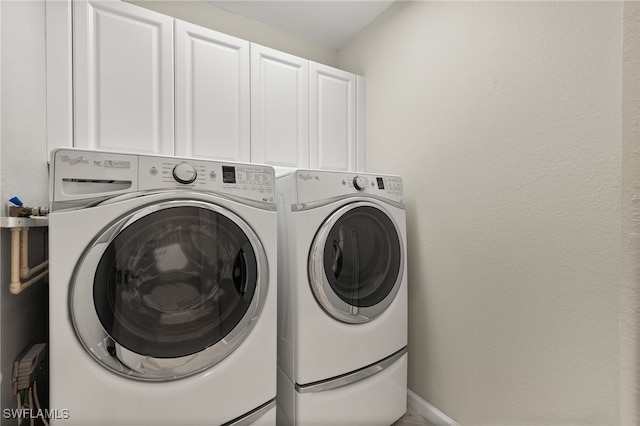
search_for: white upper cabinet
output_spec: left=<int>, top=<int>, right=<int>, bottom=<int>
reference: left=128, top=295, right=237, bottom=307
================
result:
left=52, top=0, right=364, bottom=169
left=250, top=44, right=309, bottom=168
left=175, top=20, right=250, bottom=162
left=73, top=0, right=174, bottom=155
left=309, top=62, right=358, bottom=172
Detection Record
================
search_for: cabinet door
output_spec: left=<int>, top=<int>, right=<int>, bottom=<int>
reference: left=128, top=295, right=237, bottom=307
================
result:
left=309, top=62, right=357, bottom=172
left=356, top=75, right=366, bottom=172
left=251, top=44, right=309, bottom=168
left=73, top=0, right=174, bottom=154
left=175, top=20, right=250, bottom=162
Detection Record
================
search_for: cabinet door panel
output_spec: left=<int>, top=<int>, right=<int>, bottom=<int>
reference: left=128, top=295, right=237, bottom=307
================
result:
left=251, top=44, right=309, bottom=168
left=356, top=75, right=366, bottom=172
left=74, top=0, right=174, bottom=154
left=175, top=20, right=250, bottom=162
left=310, top=62, right=357, bottom=171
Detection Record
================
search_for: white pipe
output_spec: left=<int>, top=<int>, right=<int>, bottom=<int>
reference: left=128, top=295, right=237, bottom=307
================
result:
left=8, top=226, right=49, bottom=295
left=10, top=269, right=49, bottom=295
left=27, top=259, right=49, bottom=277
left=10, top=228, right=21, bottom=288
left=20, top=226, right=29, bottom=278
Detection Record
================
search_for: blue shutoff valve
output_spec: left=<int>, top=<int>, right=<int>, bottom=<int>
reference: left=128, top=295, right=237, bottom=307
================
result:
left=9, top=197, right=23, bottom=207
left=7, top=197, right=49, bottom=217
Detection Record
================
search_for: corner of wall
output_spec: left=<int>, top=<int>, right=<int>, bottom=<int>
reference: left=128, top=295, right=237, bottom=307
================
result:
left=407, top=389, right=459, bottom=426
left=620, top=2, right=640, bottom=424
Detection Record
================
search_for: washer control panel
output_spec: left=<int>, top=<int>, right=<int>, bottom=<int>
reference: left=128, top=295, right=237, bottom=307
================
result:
left=139, top=157, right=274, bottom=203
left=50, top=149, right=275, bottom=204
left=172, top=163, right=197, bottom=184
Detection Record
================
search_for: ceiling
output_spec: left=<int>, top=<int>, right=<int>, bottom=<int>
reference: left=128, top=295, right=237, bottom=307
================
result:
left=208, top=1, right=395, bottom=49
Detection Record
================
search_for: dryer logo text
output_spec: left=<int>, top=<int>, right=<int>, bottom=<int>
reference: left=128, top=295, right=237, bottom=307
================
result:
left=298, top=173, right=320, bottom=181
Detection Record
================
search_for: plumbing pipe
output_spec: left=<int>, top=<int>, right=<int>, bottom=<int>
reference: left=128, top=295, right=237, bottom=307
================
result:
left=20, top=227, right=29, bottom=278
left=10, top=269, right=49, bottom=295
left=23, top=260, right=49, bottom=279
left=19, top=227, right=48, bottom=279
left=9, top=227, right=49, bottom=295
left=10, top=228, right=21, bottom=289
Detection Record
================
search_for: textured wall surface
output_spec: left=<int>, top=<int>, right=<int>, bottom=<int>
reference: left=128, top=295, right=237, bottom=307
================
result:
left=339, top=2, right=624, bottom=424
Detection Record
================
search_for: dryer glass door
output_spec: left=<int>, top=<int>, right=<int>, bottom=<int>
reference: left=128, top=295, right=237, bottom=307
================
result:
left=309, top=202, right=403, bottom=324
left=71, top=201, right=268, bottom=380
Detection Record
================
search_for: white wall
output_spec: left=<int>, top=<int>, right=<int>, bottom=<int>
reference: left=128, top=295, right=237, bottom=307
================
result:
left=339, top=2, right=626, bottom=424
left=127, top=0, right=338, bottom=67
left=1, top=0, right=51, bottom=417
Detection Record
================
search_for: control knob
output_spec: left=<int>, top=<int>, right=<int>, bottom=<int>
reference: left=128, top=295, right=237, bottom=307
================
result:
left=173, top=163, right=197, bottom=184
left=353, top=176, right=367, bottom=191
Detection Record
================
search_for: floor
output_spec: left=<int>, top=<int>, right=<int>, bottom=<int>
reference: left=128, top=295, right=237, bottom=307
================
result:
left=393, top=406, right=433, bottom=426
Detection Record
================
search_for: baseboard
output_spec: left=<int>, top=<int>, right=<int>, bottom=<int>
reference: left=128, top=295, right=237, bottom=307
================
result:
left=407, top=389, right=459, bottom=426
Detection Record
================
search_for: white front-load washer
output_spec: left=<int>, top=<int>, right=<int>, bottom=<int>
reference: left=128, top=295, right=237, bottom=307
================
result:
left=276, top=169, right=408, bottom=425
left=48, top=148, right=277, bottom=425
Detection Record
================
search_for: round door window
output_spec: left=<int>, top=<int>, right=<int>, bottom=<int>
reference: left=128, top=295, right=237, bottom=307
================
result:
left=308, top=202, right=404, bottom=324
left=70, top=199, right=268, bottom=381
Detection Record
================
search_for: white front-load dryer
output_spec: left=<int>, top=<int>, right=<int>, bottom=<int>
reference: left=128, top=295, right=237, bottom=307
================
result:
left=276, top=169, right=408, bottom=425
left=48, top=149, right=277, bottom=425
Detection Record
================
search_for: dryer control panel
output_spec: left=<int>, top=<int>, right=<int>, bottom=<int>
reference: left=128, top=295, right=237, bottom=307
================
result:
left=293, top=169, right=403, bottom=206
left=50, top=149, right=275, bottom=206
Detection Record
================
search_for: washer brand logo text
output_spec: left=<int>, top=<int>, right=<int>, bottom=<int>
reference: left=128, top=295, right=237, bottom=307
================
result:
left=60, top=155, right=89, bottom=166
left=298, top=173, right=320, bottom=181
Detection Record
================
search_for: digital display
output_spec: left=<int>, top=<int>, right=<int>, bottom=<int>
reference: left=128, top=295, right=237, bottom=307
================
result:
left=376, top=177, right=385, bottom=189
left=222, top=166, right=236, bottom=184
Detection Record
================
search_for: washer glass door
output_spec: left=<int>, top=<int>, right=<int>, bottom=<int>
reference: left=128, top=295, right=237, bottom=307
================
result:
left=70, top=200, right=268, bottom=381
left=309, top=202, right=403, bottom=323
